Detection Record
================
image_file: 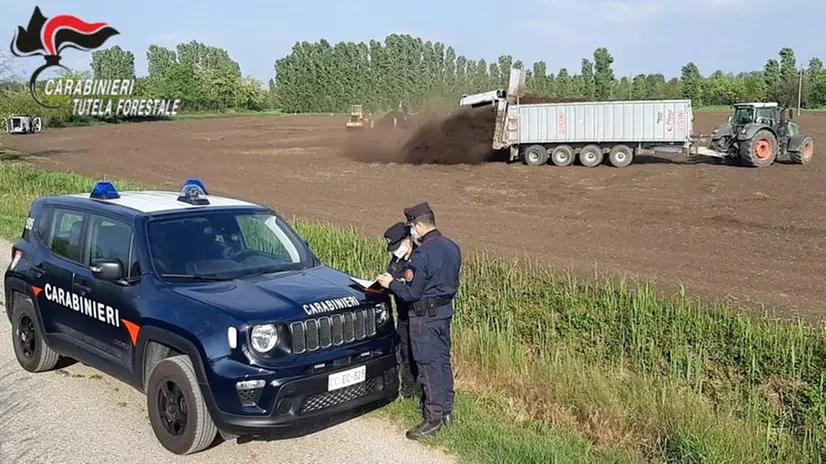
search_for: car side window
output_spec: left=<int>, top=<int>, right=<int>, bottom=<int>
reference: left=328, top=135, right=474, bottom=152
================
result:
left=49, top=209, right=85, bottom=262
left=86, top=214, right=134, bottom=278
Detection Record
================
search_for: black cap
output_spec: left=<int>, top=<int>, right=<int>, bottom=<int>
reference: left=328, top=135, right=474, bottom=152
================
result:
left=403, top=202, right=433, bottom=223
left=383, top=222, right=410, bottom=251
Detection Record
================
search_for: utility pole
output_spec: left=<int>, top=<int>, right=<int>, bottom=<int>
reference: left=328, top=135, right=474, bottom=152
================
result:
left=797, top=68, right=803, bottom=116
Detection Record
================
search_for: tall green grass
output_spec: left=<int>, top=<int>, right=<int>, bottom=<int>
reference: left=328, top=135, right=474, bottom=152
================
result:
left=2, top=161, right=826, bottom=463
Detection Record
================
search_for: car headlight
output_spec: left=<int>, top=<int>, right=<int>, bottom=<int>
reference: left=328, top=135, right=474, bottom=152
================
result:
left=375, top=303, right=389, bottom=326
left=250, top=324, right=278, bottom=353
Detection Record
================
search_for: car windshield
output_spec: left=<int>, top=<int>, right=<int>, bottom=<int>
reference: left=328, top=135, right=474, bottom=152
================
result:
left=146, top=210, right=312, bottom=280
left=732, top=106, right=754, bottom=125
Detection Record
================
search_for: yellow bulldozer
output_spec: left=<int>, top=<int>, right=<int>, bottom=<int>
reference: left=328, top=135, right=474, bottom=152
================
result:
left=345, top=104, right=375, bottom=129
left=345, top=102, right=415, bottom=130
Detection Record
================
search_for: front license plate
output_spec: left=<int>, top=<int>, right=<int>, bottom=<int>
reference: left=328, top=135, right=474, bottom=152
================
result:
left=328, top=365, right=366, bottom=391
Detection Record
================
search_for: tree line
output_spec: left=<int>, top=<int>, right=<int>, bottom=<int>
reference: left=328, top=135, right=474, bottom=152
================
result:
left=273, top=35, right=825, bottom=113
left=2, top=35, right=826, bottom=125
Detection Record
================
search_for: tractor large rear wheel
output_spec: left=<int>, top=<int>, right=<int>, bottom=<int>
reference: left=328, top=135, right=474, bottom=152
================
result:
left=740, top=129, right=777, bottom=167
left=790, top=135, right=814, bottom=165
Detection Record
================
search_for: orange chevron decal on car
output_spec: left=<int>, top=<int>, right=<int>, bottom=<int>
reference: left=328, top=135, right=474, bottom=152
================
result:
left=120, top=318, right=140, bottom=346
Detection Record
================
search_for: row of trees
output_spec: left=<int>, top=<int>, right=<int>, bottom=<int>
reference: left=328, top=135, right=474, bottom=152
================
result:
left=3, top=35, right=826, bottom=122
left=273, top=35, right=826, bottom=113
left=90, top=42, right=270, bottom=112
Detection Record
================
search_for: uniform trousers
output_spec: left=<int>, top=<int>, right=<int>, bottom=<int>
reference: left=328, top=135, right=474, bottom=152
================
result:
left=409, top=313, right=454, bottom=422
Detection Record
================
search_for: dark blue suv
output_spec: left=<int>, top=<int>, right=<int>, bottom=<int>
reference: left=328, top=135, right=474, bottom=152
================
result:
left=4, top=179, right=399, bottom=455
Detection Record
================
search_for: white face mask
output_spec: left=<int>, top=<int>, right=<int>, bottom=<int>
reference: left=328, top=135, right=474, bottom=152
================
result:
left=392, top=242, right=408, bottom=259
left=410, top=226, right=421, bottom=243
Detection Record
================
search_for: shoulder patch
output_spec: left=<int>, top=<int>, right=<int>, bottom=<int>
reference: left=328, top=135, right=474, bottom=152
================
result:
left=403, top=269, right=414, bottom=281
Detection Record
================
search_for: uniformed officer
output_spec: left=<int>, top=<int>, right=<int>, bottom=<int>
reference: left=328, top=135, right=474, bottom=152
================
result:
left=376, top=202, right=461, bottom=440
left=383, top=221, right=418, bottom=399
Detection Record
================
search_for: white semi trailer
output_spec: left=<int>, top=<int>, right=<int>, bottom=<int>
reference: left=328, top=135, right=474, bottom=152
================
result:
left=459, top=69, right=697, bottom=167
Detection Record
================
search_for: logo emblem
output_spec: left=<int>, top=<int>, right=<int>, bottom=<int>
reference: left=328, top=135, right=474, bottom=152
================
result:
left=10, top=6, right=119, bottom=108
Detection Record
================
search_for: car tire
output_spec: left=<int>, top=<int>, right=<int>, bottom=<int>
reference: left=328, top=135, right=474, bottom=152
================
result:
left=12, top=296, right=60, bottom=373
left=146, top=355, right=218, bottom=455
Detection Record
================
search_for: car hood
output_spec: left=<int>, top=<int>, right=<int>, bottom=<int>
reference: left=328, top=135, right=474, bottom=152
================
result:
left=170, top=266, right=383, bottom=323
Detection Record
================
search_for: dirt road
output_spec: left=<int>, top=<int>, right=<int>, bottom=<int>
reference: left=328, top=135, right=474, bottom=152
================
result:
left=0, top=239, right=454, bottom=463
left=5, top=111, right=826, bottom=317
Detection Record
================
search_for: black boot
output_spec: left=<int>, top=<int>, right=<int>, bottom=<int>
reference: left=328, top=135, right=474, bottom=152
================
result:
left=405, top=419, right=442, bottom=440
left=442, top=413, right=452, bottom=426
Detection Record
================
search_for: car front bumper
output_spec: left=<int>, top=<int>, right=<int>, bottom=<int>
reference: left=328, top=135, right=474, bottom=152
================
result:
left=203, top=352, right=400, bottom=436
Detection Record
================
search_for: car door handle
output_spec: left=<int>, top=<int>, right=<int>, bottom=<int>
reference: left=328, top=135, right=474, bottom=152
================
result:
left=73, top=282, right=91, bottom=295
left=31, top=264, right=45, bottom=277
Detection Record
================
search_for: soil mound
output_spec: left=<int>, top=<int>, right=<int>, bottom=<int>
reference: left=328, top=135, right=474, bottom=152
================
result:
left=401, top=108, right=495, bottom=165
left=342, top=107, right=496, bottom=165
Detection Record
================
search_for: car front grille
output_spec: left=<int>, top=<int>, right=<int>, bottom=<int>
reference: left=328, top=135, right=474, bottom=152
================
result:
left=299, top=376, right=383, bottom=414
left=290, top=307, right=377, bottom=354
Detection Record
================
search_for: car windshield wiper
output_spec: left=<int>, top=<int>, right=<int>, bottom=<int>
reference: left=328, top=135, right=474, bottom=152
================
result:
left=160, top=273, right=230, bottom=281
left=239, top=266, right=290, bottom=279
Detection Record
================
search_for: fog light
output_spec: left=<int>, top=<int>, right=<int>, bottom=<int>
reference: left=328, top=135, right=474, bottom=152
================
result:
left=277, top=398, right=294, bottom=415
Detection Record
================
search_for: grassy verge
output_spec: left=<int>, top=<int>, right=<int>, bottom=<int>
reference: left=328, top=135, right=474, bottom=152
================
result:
left=2, top=161, right=826, bottom=463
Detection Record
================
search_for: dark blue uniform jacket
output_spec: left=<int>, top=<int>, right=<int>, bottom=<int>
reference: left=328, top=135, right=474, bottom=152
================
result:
left=388, top=230, right=461, bottom=319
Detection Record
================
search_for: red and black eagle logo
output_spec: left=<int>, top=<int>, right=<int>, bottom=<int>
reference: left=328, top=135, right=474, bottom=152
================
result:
left=10, top=6, right=119, bottom=108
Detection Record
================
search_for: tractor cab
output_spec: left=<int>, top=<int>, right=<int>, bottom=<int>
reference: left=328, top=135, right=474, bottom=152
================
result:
left=729, top=102, right=776, bottom=124
left=728, top=102, right=797, bottom=135
left=727, top=102, right=800, bottom=141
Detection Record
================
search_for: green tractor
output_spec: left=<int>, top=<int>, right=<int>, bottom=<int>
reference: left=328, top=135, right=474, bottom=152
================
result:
left=709, top=102, right=814, bottom=167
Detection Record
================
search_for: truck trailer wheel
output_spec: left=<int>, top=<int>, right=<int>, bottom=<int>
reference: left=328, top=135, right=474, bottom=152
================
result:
left=608, top=145, right=634, bottom=168
left=790, top=136, right=814, bottom=165
left=579, top=145, right=603, bottom=167
left=739, top=129, right=777, bottom=167
left=550, top=146, right=574, bottom=166
left=522, top=145, right=549, bottom=166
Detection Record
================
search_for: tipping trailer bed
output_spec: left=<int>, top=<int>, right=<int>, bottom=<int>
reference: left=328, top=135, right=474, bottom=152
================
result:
left=496, top=99, right=694, bottom=167
left=503, top=100, right=693, bottom=146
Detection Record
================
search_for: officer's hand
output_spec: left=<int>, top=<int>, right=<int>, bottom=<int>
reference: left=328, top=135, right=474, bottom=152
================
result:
left=376, top=273, right=393, bottom=288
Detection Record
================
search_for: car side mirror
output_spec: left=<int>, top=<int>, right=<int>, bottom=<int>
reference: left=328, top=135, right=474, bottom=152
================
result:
left=91, top=258, right=123, bottom=281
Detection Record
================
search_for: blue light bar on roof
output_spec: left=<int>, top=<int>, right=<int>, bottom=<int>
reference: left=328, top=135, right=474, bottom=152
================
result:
left=184, top=178, right=209, bottom=195
left=90, top=181, right=120, bottom=200
left=177, top=179, right=210, bottom=205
